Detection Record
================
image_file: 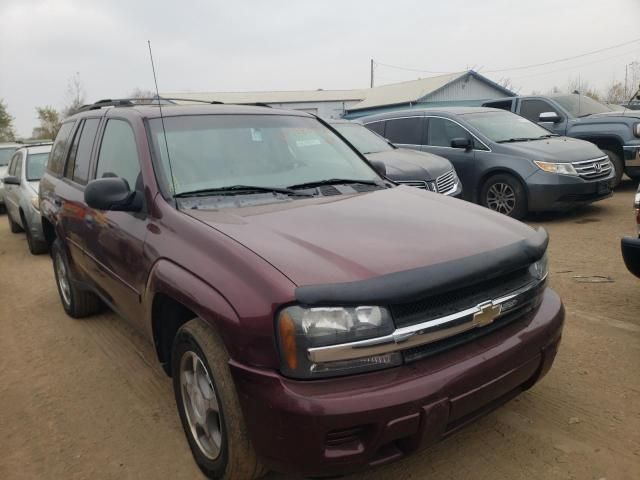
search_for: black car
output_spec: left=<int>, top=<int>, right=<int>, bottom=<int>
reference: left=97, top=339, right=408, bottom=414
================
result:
left=621, top=184, right=640, bottom=278
left=358, top=107, right=615, bottom=219
left=329, top=120, right=461, bottom=196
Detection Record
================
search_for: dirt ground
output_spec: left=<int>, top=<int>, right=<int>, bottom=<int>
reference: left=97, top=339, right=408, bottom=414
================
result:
left=1, top=181, right=639, bottom=480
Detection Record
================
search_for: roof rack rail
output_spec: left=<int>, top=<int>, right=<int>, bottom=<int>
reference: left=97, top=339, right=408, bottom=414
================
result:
left=16, top=141, right=53, bottom=149
left=76, top=97, right=225, bottom=112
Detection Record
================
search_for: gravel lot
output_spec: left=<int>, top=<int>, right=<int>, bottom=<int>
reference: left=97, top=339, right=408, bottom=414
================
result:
left=1, top=182, right=639, bottom=480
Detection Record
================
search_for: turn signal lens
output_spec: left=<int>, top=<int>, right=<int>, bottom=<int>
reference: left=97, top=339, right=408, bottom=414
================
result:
left=278, top=311, right=298, bottom=370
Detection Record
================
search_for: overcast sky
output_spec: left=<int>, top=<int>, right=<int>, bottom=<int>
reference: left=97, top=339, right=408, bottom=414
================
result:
left=2, top=0, right=640, bottom=137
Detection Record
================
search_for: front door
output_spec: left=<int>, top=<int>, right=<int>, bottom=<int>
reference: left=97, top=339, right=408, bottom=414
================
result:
left=4, top=151, right=23, bottom=222
left=518, top=98, right=567, bottom=135
left=83, top=118, right=149, bottom=322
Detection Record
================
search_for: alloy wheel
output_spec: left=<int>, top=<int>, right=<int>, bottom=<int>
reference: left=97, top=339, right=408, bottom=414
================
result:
left=55, top=252, right=72, bottom=307
left=180, top=351, right=223, bottom=460
left=486, top=182, right=516, bottom=215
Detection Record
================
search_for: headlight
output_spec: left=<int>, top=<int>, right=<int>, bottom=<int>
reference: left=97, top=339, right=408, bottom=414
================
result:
left=31, top=195, right=40, bottom=211
left=533, top=161, right=578, bottom=176
left=529, top=253, right=549, bottom=281
left=633, top=123, right=640, bottom=138
left=276, top=305, right=400, bottom=379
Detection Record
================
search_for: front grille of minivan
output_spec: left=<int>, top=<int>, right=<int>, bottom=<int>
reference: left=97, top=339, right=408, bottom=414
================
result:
left=571, top=156, right=612, bottom=180
left=435, top=169, right=457, bottom=193
left=396, top=180, right=437, bottom=192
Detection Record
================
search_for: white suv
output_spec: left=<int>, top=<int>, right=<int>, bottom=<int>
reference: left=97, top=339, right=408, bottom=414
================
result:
left=0, top=142, right=22, bottom=212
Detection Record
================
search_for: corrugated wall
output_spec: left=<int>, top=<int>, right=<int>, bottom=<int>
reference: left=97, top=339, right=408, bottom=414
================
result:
left=423, top=75, right=506, bottom=102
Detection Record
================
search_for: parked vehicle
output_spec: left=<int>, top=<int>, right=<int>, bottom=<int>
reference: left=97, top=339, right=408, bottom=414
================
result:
left=329, top=119, right=461, bottom=196
left=359, top=107, right=614, bottom=219
left=40, top=100, right=564, bottom=479
left=0, top=142, right=22, bottom=213
left=482, top=93, right=640, bottom=186
left=3, top=143, right=51, bottom=254
left=621, top=184, right=640, bottom=278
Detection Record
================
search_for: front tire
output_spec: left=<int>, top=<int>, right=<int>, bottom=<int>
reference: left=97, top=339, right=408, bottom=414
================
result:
left=51, top=238, right=102, bottom=318
left=601, top=149, right=623, bottom=188
left=480, top=173, right=527, bottom=219
left=172, top=318, right=265, bottom=480
left=21, top=212, right=47, bottom=255
left=7, top=211, right=23, bottom=233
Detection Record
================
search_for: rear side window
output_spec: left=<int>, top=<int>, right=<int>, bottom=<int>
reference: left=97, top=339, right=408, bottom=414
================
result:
left=64, top=118, right=100, bottom=185
left=96, top=119, right=141, bottom=191
left=384, top=117, right=424, bottom=145
left=48, top=122, right=75, bottom=175
left=428, top=118, right=471, bottom=147
left=365, top=121, right=385, bottom=137
left=484, top=100, right=513, bottom=111
left=519, top=99, right=560, bottom=123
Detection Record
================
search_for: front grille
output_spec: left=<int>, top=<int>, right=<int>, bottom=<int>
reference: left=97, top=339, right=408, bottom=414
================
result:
left=391, top=267, right=533, bottom=328
left=436, top=169, right=457, bottom=193
left=396, top=180, right=437, bottom=192
left=572, top=156, right=612, bottom=180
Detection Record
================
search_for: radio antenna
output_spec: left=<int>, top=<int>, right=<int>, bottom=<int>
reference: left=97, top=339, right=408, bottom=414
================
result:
left=147, top=40, right=178, bottom=199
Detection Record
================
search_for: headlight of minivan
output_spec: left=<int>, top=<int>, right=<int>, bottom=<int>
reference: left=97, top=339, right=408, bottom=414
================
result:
left=31, top=195, right=40, bottom=211
left=529, top=253, right=549, bottom=281
left=633, top=123, right=640, bottom=138
left=534, top=161, right=578, bottom=176
left=276, top=305, right=400, bottom=379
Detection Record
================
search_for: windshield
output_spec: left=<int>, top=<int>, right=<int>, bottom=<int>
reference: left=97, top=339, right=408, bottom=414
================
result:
left=464, top=111, right=552, bottom=143
left=149, top=114, right=379, bottom=196
left=26, top=152, right=49, bottom=181
left=332, top=122, right=393, bottom=154
left=0, top=147, right=17, bottom=167
left=553, top=94, right=613, bottom=117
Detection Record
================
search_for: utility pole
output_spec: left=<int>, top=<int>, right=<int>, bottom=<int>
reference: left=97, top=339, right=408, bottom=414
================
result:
left=625, top=64, right=629, bottom=99
left=370, top=59, right=374, bottom=88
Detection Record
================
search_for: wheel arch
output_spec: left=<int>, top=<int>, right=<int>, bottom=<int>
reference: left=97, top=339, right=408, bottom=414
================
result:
left=575, top=135, right=624, bottom=159
left=476, top=167, right=529, bottom=204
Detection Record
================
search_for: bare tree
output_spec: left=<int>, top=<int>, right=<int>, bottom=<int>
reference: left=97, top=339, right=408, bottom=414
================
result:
left=497, top=77, right=516, bottom=92
left=62, top=72, right=86, bottom=118
left=604, top=80, right=627, bottom=105
left=129, top=88, right=156, bottom=99
left=566, top=76, right=601, bottom=101
left=0, top=99, right=16, bottom=141
left=32, top=106, right=61, bottom=140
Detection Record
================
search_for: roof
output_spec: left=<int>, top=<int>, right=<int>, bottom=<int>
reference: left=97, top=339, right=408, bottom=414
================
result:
left=163, top=89, right=365, bottom=105
left=356, top=106, right=503, bottom=123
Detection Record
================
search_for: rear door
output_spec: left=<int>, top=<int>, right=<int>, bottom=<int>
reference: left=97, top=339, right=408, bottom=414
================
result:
left=382, top=116, right=425, bottom=151
left=423, top=116, right=477, bottom=196
left=82, top=118, right=149, bottom=322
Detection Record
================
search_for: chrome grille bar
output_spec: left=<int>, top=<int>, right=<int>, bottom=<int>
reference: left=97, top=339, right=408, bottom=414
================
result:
left=571, top=156, right=612, bottom=180
left=436, top=169, right=457, bottom=194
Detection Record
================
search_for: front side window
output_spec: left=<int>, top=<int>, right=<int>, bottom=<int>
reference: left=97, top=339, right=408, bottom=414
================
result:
left=14, top=156, right=23, bottom=178
left=96, top=119, right=141, bottom=191
left=0, top=147, right=17, bottom=167
left=48, top=122, right=75, bottom=175
left=464, top=111, right=552, bottom=143
left=26, top=152, right=50, bottom=181
left=428, top=118, right=472, bottom=147
left=519, top=99, right=560, bottom=123
left=332, top=123, right=392, bottom=154
left=384, top=117, right=424, bottom=145
left=148, top=114, right=379, bottom=196
left=7, top=152, right=20, bottom=175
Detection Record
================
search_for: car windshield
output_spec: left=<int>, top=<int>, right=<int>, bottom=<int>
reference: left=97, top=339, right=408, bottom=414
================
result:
left=464, top=111, right=552, bottom=143
left=331, top=122, right=393, bottom=154
left=0, top=147, right=17, bottom=166
left=26, top=152, right=49, bottom=181
left=553, top=94, right=613, bottom=117
left=148, top=114, right=379, bottom=196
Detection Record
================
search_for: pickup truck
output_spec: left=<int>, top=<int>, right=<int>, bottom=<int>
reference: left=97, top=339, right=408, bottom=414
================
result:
left=483, top=93, right=640, bottom=187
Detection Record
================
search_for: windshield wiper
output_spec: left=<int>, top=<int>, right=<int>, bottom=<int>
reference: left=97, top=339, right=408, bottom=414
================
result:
left=496, top=137, right=535, bottom=143
left=287, top=178, right=381, bottom=189
left=174, top=185, right=313, bottom=198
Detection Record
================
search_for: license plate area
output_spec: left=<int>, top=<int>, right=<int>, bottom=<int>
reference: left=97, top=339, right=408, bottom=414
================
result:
left=597, top=181, right=610, bottom=195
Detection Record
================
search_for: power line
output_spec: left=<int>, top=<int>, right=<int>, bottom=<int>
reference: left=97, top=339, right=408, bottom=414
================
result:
left=375, top=36, right=640, bottom=75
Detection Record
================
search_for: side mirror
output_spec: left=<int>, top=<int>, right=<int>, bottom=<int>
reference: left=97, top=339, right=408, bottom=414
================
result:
left=84, top=177, right=142, bottom=212
left=539, top=112, right=561, bottom=123
left=370, top=160, right=387, bottom=177
left=2, top=175, right=20, bottom=186
left=451, top=137, right=472, bottom=150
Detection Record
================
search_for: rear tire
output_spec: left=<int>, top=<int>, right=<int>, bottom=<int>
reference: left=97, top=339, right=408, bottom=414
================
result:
left=480, top=173, right=527, bottom=220
left=172, top=318, right=266, bottom=480
left=7, top=211, right=23, bottom=233
left=51, top=238, right=102, bottom=318
left=601, top=149, right=623, bottom=188
left=21, top=212, right=47, bottom=255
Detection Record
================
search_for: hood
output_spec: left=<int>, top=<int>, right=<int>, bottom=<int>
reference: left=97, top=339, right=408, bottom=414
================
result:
left=27, top=181, right=40, bottom=195
left=500, top=136, right=604, bottom=163
left=586, top=111, right=640, bottom=121
left=365, top=148, right=453, bottom=181
left=186, top=187, right=537, bottom=286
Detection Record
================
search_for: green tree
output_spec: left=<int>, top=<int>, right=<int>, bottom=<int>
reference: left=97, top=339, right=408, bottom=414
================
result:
left=0, top=99, right=16, bottom=141
left=32, top=106, right=61, bottom=140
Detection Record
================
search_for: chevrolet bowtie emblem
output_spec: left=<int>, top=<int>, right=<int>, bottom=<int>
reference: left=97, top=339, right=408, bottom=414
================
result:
left=473, top=302, right=502, bottom=327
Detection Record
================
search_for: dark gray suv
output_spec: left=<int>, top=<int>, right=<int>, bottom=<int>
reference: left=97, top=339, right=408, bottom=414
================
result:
left=359, top=107, right=614, bottom=219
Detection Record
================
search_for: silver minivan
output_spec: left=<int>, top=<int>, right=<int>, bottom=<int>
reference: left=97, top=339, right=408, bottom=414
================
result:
left=3, top=143, right=51, bottom=254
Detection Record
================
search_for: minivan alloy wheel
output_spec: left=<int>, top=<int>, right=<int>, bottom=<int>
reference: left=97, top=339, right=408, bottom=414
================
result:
left=486, top=182, right=516, bottom=215
left=54, top=251, right=72, bottom=307
left=180, top=350, right=223, bottom=460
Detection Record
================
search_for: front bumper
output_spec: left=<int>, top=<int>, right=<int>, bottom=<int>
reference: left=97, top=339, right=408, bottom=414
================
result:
left=526, top=170, right=614, bottom=212
left=25, top=203, right=45, bottom=242
left=621, top=236, right=640, bottom=278
left=230, top=288, right=564, bottom=477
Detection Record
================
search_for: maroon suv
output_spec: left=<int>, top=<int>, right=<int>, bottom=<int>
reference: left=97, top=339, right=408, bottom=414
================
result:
left=39, top=100, right=564, bottom=479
